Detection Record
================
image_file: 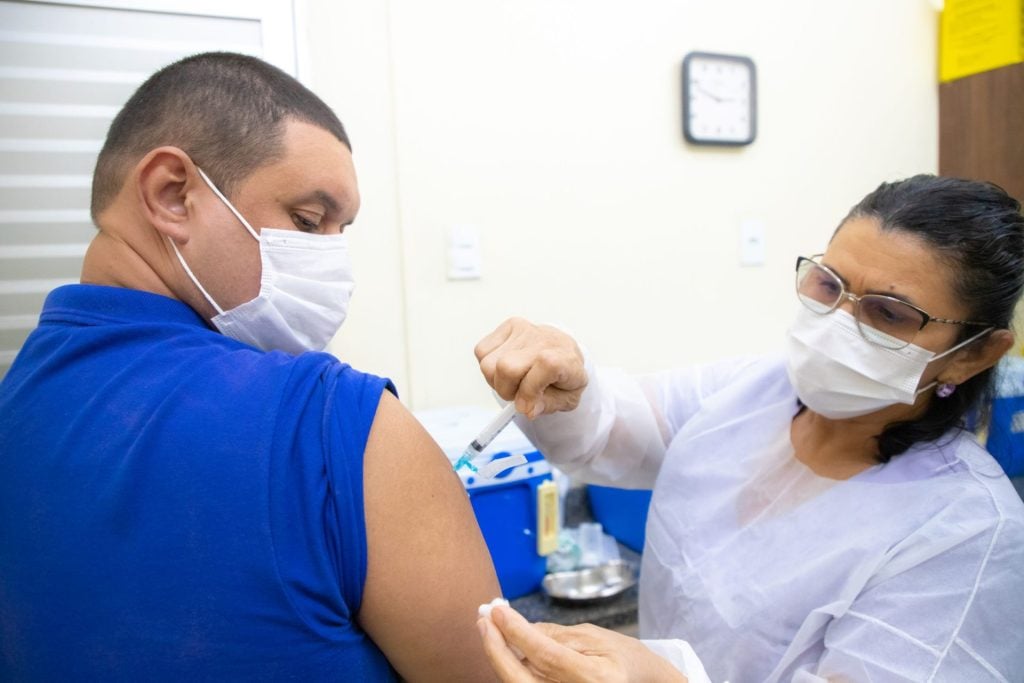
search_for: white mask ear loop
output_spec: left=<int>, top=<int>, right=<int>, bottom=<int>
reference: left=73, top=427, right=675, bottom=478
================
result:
left=166, top=167, right=260, bottom=317
left=916, top=326, right=994, bottom=395
left=168, top=238, right=225, bottom=316
left=195, top=167, right=260, bottom=241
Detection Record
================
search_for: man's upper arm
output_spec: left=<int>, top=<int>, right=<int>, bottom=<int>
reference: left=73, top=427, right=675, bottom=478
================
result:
left=358, top=391, right=501, bottom=682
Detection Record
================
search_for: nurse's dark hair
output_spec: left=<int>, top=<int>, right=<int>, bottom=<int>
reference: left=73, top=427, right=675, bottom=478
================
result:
left=838, top=174, right=1024, bottom=462
left=90, top=51, right=349, bottom=221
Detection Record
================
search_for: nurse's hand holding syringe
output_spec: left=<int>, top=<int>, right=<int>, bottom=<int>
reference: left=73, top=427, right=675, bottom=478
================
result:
left=473, top=318, right=588, bottom=420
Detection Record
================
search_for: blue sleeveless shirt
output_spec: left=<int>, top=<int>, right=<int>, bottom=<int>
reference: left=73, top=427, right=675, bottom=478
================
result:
left=0, top=285, right=398, bottom=681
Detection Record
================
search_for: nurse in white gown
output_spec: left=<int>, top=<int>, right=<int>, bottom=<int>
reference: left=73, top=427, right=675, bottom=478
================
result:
left=474, top=176, right=1024, bottom=683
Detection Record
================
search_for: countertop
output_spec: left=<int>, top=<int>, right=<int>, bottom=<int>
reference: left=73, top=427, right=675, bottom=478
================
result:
left=510, top=486, right=640, bottom=630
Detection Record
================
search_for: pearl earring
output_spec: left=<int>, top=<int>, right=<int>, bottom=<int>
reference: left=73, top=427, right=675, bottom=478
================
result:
left=936, top=382, right=957, bottom=398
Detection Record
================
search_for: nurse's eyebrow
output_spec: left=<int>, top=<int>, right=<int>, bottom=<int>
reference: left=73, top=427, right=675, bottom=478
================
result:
left=820, top=260, right=850, bottom=287
left=822, top=259, right=921, bottom=306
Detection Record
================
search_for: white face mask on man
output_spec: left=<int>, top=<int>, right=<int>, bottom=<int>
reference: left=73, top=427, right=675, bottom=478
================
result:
left=785, top=307, right=989, bottom=419
left=168, top=168, right=355, bottom=355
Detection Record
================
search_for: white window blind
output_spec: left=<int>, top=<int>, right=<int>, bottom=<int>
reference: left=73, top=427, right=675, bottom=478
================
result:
left=0, top=0, right=297, bottom=378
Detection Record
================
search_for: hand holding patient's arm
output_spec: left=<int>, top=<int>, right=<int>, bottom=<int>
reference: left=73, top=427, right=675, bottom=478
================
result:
left=478, top=605, right=689, bottom=683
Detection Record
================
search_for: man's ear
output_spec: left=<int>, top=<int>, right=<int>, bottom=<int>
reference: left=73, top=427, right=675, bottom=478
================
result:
left=134, top=147, right=199, bottom=244
left=942, top=329, right=1014, bottom=386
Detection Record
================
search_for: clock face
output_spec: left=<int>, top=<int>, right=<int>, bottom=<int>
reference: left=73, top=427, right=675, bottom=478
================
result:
left=683, top=52, right=756, bottom=146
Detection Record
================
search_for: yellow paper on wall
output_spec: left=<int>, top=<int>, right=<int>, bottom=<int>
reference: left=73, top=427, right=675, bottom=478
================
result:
left=940, top=0, right=1023, bottom=82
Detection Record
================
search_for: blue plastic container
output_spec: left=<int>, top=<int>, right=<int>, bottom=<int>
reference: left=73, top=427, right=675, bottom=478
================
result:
left=986, top=357, right=1024, bottom=478
left=586, top=484, right=653, bottom=553
left=987, top=395, right=1024, bottom=477
left=465, top=450, right=552, bottom=598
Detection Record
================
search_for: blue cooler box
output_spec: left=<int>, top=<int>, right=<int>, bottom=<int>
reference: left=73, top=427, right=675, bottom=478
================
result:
left=416, top=407, right=553, bottom=599
left=587, top=485, right=653, bottom=553
left=986, top=357, right=1024, bottom=478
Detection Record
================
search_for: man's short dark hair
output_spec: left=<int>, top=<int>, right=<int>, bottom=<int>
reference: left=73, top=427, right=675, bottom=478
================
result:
left=90, top=52, right=350, bottom=221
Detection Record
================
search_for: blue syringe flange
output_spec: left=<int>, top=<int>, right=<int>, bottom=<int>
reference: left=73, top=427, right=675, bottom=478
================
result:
left=453, top=450, right=479, bottom=473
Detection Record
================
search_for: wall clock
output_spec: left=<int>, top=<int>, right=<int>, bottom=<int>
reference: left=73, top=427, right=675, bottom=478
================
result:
left=682, top=51, right=756, bottom=146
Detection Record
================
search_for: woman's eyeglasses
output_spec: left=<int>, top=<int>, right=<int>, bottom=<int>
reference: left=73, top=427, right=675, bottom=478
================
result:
left=794, top=256, right=989, bottom=350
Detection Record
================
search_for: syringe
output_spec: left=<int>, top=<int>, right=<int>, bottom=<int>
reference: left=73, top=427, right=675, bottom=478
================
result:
left=453, top=403, right=518, bottom=473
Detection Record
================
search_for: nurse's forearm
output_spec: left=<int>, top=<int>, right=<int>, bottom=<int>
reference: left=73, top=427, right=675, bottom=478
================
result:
left=516, top=352, right=668, bottom=488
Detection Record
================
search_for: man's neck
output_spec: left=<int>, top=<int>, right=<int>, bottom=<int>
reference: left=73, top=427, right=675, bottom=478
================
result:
left=80, top=229, right=176, bottom=300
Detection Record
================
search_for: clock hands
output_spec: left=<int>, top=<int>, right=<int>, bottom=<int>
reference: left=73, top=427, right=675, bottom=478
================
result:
left=693, top=83, right=734, bottom=103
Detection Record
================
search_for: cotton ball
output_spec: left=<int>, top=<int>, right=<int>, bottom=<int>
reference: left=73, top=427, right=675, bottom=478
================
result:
left=477, top=598, right=524, bottom=660
left=478, top=597, right=509, bottom=619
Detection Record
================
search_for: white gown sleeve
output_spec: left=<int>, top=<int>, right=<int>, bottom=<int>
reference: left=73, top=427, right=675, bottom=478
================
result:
left=515, top=350, right=762, bottom=489
left=641, top=639, right=714, bottom=683
left=514, top=351, right=666, bottom=489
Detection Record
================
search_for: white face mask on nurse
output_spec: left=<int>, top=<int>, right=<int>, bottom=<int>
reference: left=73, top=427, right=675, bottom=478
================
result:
left=784, top=216, right=997, bottom=422
left=785, top=254, right=993, bottom=419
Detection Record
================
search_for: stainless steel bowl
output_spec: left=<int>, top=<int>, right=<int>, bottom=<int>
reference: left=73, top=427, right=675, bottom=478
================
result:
left=541, top=560, right=638, bottom=603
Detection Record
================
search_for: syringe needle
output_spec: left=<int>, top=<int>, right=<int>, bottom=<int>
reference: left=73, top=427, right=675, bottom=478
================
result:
left=453, top=403, right=518, bottom=473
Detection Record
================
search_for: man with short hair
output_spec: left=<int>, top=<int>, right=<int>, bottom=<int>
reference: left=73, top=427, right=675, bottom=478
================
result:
left=0, top=52, right=500, bottom=682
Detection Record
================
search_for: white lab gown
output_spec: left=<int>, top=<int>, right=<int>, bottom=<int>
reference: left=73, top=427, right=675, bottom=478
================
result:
left=517, top=354, right=1024, bottom=682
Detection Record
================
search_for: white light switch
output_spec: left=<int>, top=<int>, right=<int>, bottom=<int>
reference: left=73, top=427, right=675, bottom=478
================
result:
left=447, top=226, right=482, bottom=280
left=739, top=219, right=765, bottom=266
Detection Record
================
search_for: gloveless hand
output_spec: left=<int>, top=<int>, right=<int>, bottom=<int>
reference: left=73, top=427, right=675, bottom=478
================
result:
left=478, top=605, right=688, bottom=683
left=474, top=318, right=587, bottom=419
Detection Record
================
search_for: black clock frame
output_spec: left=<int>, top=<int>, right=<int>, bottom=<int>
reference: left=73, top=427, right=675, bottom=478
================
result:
left=682, top=51, right=757, bottom=147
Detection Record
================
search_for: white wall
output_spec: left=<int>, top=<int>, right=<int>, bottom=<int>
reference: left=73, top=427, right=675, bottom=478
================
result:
left=302, top=0, right=411, bottom=393
left=305, top=0, right=939, bottom=410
